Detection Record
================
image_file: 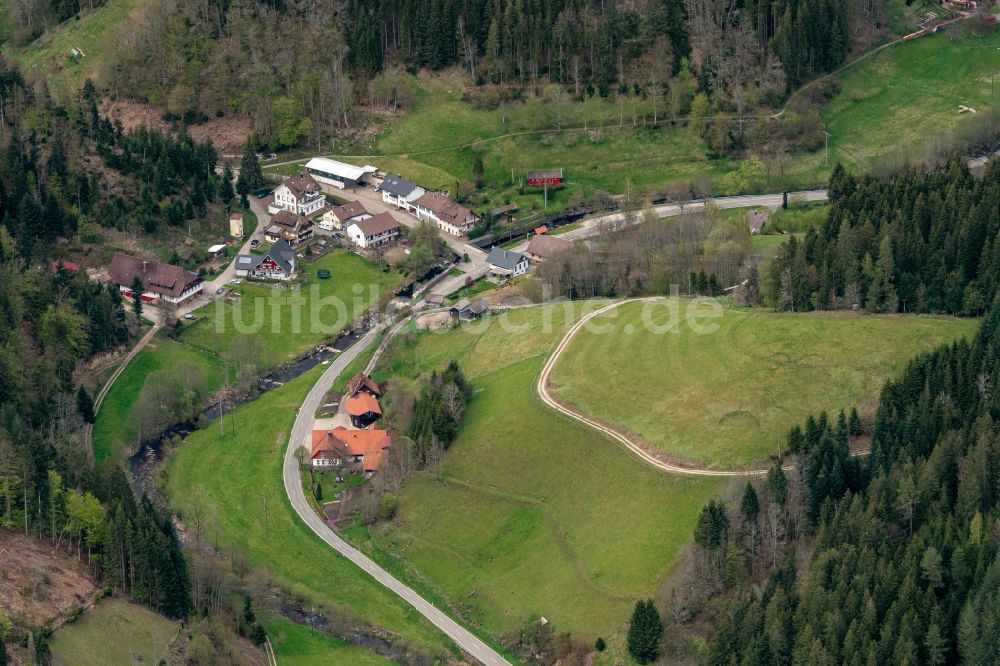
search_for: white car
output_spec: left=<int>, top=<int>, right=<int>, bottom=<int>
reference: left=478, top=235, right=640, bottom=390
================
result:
left=230, top=279, right=242, bottom=285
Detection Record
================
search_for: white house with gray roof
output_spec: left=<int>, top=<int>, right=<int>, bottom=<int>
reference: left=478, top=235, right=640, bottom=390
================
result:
left=377, top=174, right=425, bottom=213
left=487, top=246, right=530, bottom=278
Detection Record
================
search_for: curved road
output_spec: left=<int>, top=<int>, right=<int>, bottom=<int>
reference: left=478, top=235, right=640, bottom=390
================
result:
left=537, top=298, right=774, bottom=477
left=277, top=189, right=831, bottom=660
left=282, top=320, right=511, bottom=666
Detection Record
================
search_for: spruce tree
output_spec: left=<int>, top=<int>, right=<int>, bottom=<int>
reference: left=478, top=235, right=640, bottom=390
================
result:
left=626, top=600, right=662, bottom=664
left=740, top=481, right=759, bottom=524
left=849, top=406, right=863, bottom=436
left=76, top=386, right=95, bottom=424
left=130, top=276, right=144, bottom=319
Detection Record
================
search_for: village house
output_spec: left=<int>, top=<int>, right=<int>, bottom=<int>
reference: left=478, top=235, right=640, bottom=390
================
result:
left=377, top=174, right=425, bottom=213
left=229, top=212, right=245, bottom=238
left=234, top=239, right=297, bottom=281
left=309, top=427, right=390, bottom=475
left=487, top=246, right=530, bottom=278
left=347, top=373, right=383, bottom=399
left=346, top=392, right=382, bottom=428
left=525, top=234, right=572, bottom=262
left=305, top=157, right=378, bottom=190
left=346, top=212, right=402, bottom=249
left=109, top=253, right=203, bottom=306
left=413, top=192, right=477, bottom=236
left=265, top=210, right=314, bottom=246
left=318, top=200, right=370, bottom=231
left=271, top=172, right=326, bottom=217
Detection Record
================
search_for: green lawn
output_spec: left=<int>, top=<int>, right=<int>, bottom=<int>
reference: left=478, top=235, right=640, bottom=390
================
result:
left=822, top=29, right=1000, bottom=173
left=179, top=249, right=402, bottom=371
left=91, top=335, right=227, bottom=463
left=260, top=612, right=392, bottom=666
left=350, top=303, right=722, bottom=649
left=49, top=599, right=178, bottom=666
left=166, top=366, right=454, bottom=657
left=550, top=300, right=979, bottom=469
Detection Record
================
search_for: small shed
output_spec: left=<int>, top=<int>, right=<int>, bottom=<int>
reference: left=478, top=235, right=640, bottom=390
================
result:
left=230, top=212, right=245, bottom=238
left=425, top=293, right=445, bottom=307
left=207, top=244, right=227, bottom=259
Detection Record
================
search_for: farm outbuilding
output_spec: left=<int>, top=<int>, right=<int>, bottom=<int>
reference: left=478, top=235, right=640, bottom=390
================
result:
left=305, top=157, right=378, bottom=189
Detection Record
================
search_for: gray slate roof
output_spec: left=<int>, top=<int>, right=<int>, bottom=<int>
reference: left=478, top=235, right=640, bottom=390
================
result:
left=487, top=246, right=528, bottom=271
left=238, top=239, right=296, bottom=275
left=378, top=174, right=420, bottom=198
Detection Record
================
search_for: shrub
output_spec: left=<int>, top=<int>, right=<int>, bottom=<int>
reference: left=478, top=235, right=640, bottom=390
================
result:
left=378, top=493, right=398, bottom=520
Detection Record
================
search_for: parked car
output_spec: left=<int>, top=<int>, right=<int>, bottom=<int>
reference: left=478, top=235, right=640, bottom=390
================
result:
left=333, top=232, right=343, bottom=239
left=216, top=287, right=225, bottom=295
left=183, top=314, right=196, bottom=321
left=250, top=239, right=261, bottom=249
left=317, top=269, right=331, bottom=279
left=230, top=278, right=242, bottom=285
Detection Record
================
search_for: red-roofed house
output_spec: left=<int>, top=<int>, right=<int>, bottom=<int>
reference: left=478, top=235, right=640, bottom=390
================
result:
left=347, top=373, right=382, bottom=399
left=345, top=392, right=382, bottom=428
left=310, top=427, right=390, bottom=475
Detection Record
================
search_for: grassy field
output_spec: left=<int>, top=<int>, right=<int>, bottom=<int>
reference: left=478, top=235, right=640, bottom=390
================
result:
left=259, top=29, right=998, bottom=216
left=822, top=29, right=999, bottom=173
left=345, top=303, right=722, bottom=651
left=166, top=366, right=454, bottom=657
left=7, top=0, right=149, bottom=98
left=49, top=599, right=178, bottom=665
left=91, top=335, right=227, bottom=463
left=550, top=300, right=979, bottom=469
left=260, top=613, right=393, bottom=666
left=179, top=249, right=402, bottom=371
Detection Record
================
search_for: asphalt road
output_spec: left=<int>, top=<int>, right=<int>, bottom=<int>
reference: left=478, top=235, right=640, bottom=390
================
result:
left=282, top=322, right=511, bottom=666
left=278, top=188, right=829, bottom=664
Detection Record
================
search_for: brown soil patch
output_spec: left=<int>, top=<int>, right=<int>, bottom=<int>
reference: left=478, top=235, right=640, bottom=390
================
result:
left=98, top=98, right=251, bottom=155
left=415, top=311, right=453, bottom=330
left=0, top=529, right=98, bottom=627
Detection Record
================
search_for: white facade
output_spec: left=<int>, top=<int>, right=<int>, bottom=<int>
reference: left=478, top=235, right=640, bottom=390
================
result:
left=346, top=223, right=398, bottom=249
left=415, top=206, right=473, bottom=236
left=272, top=182, right=325, bottom=217
left=382, top=187, right=425, bottom=212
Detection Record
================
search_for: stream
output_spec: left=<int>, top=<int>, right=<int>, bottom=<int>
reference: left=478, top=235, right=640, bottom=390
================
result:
left=127, top=312, right=381, bottom=497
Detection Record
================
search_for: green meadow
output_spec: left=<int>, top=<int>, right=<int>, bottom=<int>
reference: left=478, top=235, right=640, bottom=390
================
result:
left=550, top=300, right=979, bottom=468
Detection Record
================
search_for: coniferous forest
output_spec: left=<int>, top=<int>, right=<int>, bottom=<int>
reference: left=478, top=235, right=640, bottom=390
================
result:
left=673, top=301, right=1000, bottom=664
left=765, top=160, right=1000, bottom=315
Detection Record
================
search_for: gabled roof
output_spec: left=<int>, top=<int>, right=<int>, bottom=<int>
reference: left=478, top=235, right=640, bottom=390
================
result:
left=414, top=193, right=474, bottom=225
left=108, top=253, right=201, bottom=298
left=347, top=373, right=382, bottom=397
left=280, top=172, right=321, bottom=198
left=310, top=430, right=348, bottom=460
left=271, top=210, right=312, bottom=231
left=352, top=212, right=400, bottom=238
left=526, top=235, right=572, bottom=259
left=469, top=297, right=491, bottom=315
left=330, top=426, right=391, bottom=471
left=329, top=201, right=368, bottom=221
left=237, top=239, right=295, bottom=275
left=346, top=392, right=382, bottom=417
left=377, top=174, right=421, bottom=198
left=487, top=246, right=529, bottom=270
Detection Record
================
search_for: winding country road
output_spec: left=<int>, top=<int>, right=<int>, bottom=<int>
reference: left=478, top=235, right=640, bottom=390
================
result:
left=536, top=298, right=774, bottom=478
left=282, top=319, right=512, bottom=666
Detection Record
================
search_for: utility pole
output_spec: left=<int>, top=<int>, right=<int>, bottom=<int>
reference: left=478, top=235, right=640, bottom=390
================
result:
left=822, top=130, right=831, bottom=167
left=262, top=488, right=268, bottom=535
